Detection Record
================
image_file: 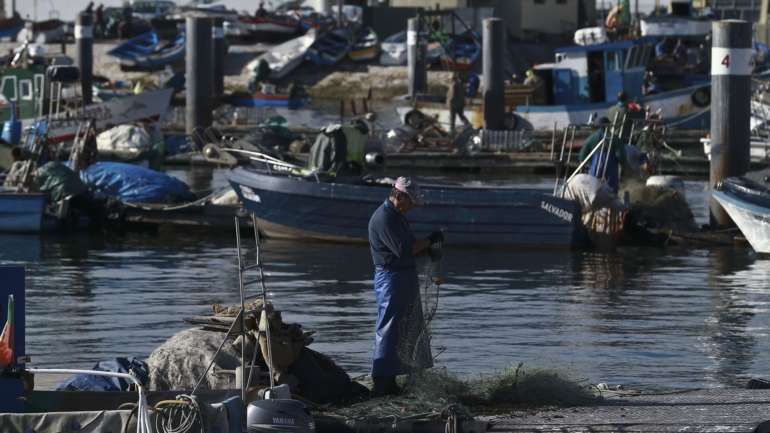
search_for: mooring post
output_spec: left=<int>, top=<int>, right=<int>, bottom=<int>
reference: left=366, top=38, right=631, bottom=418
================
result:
left=76, top=12, right=93, bottom=105
left=482, top=18, right=505, bottom=130
left=186, top=16, right=213, bottom=136
left=407, top=17, right=426, bottom=99
left=337, top=0, right=344, bottom=26
left=710, top=20, right=752, bottom=227
left=212, top=17, right=225, bottom=98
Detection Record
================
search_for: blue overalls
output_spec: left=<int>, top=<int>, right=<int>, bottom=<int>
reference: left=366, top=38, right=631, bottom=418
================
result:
left=368, top=200, right=433, bottom=378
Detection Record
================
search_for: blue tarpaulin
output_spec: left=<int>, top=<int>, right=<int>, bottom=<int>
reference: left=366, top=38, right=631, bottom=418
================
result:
left=80, top=162, right=195, bottom=204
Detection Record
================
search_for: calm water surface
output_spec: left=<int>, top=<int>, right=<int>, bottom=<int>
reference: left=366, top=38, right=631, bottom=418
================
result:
left=2, top=173, right=770, bottom=390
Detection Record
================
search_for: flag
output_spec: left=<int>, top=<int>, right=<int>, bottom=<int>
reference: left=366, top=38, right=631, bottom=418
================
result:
left=0, top=295, right=15, bottom=370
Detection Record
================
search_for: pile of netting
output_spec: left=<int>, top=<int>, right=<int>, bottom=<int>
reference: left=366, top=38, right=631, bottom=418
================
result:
left=325, top=364, right=598, bottom=420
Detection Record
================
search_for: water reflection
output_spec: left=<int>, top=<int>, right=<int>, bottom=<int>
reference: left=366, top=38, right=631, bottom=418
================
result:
left=2, top=180, right=770, bottom=389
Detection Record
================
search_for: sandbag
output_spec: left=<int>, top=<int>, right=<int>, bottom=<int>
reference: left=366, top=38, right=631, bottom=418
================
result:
left=80, top=162, right=194, bottom=204
left=96, top=125, right=152, bottom=154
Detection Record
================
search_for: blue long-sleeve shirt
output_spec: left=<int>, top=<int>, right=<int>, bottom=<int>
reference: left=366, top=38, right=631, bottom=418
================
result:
left=368, top=200, right=416, bottom=270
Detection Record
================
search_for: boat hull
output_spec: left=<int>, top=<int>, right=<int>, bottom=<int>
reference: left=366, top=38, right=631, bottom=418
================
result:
left=0, top=192, right=46, bottom=233
left=19, top=88, right=174, bottom=145
left=227, top=168, right=586, bottom=247
left=515, top=84, right=710, bottom=130
left=713, top=189, right=770, bottom=253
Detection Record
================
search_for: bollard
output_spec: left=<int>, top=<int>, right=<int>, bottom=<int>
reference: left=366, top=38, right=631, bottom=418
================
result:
left=186, top=17, right=213, bottom=136
left=407, top=17, right=426, bottom=99
left=76, top=12, right=94, bottom=105
left=212, top=18, right=225, bottom=98
left=710, top=20, right=752, bottom=227
left=482, top=18, right=505, bottom=130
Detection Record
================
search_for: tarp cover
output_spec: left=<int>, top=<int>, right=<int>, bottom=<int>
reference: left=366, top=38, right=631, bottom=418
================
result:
left=54, top=357, right=149, bottom=391
left=96, top=125, right=152, bottom=154
left=0, top=410, right=131, bottom=433
left=36, top=161, right=89, bottom=202
left=80, top=162, right=194, bottom=204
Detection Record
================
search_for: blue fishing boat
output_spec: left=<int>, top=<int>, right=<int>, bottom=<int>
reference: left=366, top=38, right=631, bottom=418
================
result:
left=306, top=27, right=353, bottom=66
left=0, top=191, right=46, bottom=233
left=226, top=91, right=305, bottom=109
left=227, top=168, right=585, bottom=247
left=109, top=31, right=185, bottom=70
left=106, top=31, right=160, bottom=60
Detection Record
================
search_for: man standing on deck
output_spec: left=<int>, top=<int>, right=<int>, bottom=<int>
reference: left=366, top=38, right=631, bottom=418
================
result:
left=368, top=177, right=441, bottom=396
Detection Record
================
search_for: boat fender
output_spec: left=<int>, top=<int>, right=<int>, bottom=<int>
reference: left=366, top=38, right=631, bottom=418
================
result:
left=691, top=87, right=710, bottom=108
left=365, top=152, right=384, bottom=166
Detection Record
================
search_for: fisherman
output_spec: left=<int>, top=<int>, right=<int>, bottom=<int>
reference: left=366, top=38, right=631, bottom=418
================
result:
left=256, top=1, right=267, bottom=17
left=578, top=117, right=627, bottom=193
left=524, top=68, right=546, bottom=104
left=95, top=4, right=105, bottom=38
left=368, top=177, right=441, bottom=396
left=446, top=73, right=469, bottom=137
left=85, top=1, right=95, bottom=14
left=605, top=2, right=628, bottom=40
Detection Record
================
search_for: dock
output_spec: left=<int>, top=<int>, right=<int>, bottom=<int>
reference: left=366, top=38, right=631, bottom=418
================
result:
left=487, top=388, right=770, bottom=432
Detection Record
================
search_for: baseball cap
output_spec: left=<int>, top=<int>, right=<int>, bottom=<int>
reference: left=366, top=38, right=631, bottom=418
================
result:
left=394, top=176, right=423, bottom=206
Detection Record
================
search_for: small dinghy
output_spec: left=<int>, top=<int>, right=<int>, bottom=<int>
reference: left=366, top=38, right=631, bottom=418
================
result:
left=348, top=27, right=379, bottom=62
left=306, top=27, right=353, bottom=66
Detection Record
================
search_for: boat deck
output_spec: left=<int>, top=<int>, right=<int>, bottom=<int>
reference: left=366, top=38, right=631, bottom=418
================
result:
left=486, top=388, right=770, bottom=432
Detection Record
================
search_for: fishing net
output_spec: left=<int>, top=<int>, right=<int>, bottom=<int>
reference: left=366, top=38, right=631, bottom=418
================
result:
left=621, top=182, right=697, bottom=232
left=325, top=365, right=598, bottom=420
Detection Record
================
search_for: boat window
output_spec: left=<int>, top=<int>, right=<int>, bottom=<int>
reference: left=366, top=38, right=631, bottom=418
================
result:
left=606, top=50, right=622, bottom=71
left=1, top=76, right=17, bottom=101
left=19, top=79, right=32, bottom=100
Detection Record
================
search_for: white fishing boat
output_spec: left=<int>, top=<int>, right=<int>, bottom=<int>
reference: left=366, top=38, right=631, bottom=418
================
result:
left=245, top=29, right=317, bottom=80
left=713, top=170, right=770, bottom=253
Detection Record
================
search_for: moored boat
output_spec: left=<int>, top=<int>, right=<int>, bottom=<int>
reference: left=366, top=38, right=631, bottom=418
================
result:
left=245, top=29, right=317, bottom=80
left=234, top=14, right=300, bottom=42
left=0, top=191, right=45, bottom=233
left=307, top=27, right=353, bottom=66
left=713, top=169, right=770, bottom=254
left=348, top=27, right=379, bottom=62
left=110, top=31, right=185, bottom=70
left=225, top=90, right=304, bottom=109
left=227, top=167, right=585, bottom=247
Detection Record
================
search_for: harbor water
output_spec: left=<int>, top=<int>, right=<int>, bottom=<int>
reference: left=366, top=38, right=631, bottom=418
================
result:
left=2, top=172, right=770, bottom=390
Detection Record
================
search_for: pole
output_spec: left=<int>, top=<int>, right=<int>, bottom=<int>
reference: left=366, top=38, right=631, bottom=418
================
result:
left=710, top=20, right=752, bottom=227
left=212, top=17, right=225, bottom=98
left=76, top=12, right=93, bottom=105
left=407, top=17, right=426, bottom=99
left=482, top=18, right=505, bottom=130
left=337, top=0, right=343, bottom=27
left=186, top=17, right=213, bottom=136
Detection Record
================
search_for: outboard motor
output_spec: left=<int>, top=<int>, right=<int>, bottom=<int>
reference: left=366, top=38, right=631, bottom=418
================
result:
left=246, top=399, right=315, bottom=433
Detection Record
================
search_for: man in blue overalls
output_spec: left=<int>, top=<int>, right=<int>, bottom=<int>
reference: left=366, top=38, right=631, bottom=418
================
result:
left=367, top=177, right=442, bottom=396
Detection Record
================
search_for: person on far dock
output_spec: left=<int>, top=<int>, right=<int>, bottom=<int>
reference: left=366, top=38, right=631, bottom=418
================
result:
left=446, top=73, right=469, bottom=138
left=256, top=2, right=267, bottom=17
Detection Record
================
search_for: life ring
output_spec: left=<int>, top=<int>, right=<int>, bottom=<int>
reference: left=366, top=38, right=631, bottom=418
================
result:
left=691, top=87, right=710, bottom=108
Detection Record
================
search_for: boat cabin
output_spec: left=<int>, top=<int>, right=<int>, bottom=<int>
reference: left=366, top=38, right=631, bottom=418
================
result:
left=0, top=65, right=47, bottom=122
left=537, top=37, right=655, bottom=105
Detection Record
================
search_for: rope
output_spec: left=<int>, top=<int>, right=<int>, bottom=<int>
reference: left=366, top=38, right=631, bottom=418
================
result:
left=120, top=188, right=226, bottom=212
left=153, top=395, right=203, bottom=433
